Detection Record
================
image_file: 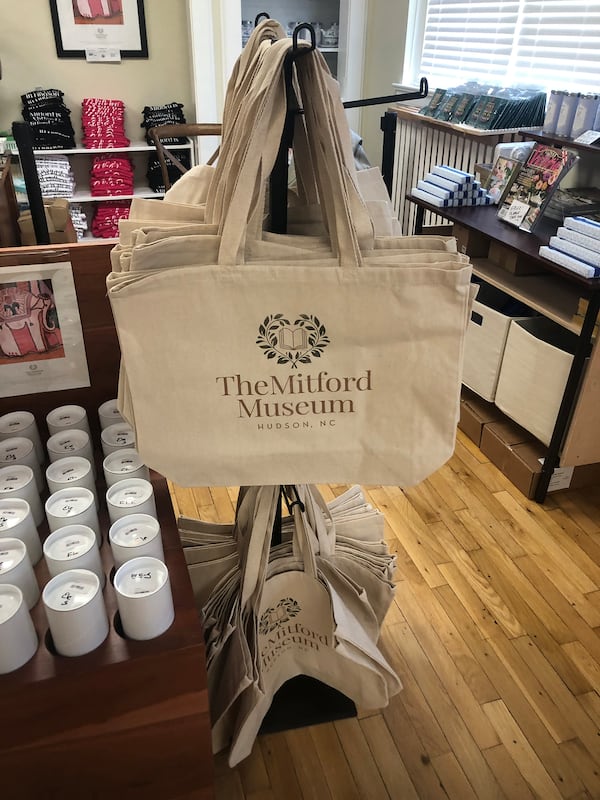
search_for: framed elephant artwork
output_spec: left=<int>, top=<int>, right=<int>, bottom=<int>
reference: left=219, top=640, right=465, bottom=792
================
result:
left=0, top=261, right=90, bottom=397
left=49, top=0, right=148, bottom=59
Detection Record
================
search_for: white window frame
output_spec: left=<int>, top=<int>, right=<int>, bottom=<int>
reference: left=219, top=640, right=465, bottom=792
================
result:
left=403, top=0, right=600, bottom=93
left=403, top=0, right=430, bottom=89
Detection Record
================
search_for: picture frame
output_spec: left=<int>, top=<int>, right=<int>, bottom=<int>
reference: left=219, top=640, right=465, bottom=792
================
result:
left=0, top=261, right=90, bottom=397
left=49, top=0, right=148, bottom=59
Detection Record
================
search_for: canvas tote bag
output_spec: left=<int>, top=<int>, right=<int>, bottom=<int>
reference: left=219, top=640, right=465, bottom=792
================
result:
left=226, top=486, right=401, bottom=766
left=107, top=41, right=473, bottom=488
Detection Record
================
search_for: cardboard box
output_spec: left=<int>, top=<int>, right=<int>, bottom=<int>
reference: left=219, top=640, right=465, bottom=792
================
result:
left=507, top=441, right=549, bottom=498
left=481, top=421, right=546, bottom=499
left=458, top=387, right=504, bottom=446
left=480, top=419, right=532, bottom=472
left=488, top=240, right=544, bottom=276
left=480, top=421, right=600, bottom=497
left=495, top=317, right=579, bottom=446
left=453, top=223, right=490, bottom=258
left=462, top=281, right=531, bottom=401
left=18, top=198, right=77, bottom=246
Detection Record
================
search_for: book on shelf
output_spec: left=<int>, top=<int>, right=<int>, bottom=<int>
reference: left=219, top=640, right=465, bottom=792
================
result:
left=433, top=92, right=462, bottom=121
left=483, top=155, right=523, bottom=205
left=419, top=88, right=447, bottom=118
left=469, top=95, right=508, bottom=130
left=497, top=143, right=579, bottom=233
left=449, top=93, right=477, bottom=124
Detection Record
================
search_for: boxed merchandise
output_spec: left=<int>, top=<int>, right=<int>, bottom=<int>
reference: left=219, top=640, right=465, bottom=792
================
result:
left=481, top=422, right=600, bottom=497
left=481, top=425, right=547, bottom=499
left=18, top=198, right=77, bottom=245
left=453, top=223, right=490, bottom=257
left=487, top=240, right=544, bottom=276
left=480, top=419, right=533, bottom=470
left=462, top=281, right=534, bottom=401
left=495, top=317, right=580, bottom=446
left=458, top=387, right=504, bottom=446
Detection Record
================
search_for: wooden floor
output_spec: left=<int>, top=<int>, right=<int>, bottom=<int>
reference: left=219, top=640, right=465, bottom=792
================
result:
left=168, top=429, right=600, bottom=800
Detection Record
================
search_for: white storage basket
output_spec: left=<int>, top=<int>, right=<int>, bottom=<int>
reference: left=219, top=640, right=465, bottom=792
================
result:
left=462, top=281, right=533, bottom=401
left=495, top=317, right=580, bottom=446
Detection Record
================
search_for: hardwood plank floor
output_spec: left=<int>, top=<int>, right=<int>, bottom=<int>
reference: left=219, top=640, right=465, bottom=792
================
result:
left=168, top=429, right=600, bottom=799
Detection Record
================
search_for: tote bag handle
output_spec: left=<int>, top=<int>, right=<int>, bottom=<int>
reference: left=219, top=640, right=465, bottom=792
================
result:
left=238, top=484, right=321, bottom=611
left=215, top=41, right=374, bottom=266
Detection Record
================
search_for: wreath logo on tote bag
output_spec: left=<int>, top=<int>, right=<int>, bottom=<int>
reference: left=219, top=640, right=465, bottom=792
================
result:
left=259, top=597, right=301, bottom=634
left=256, top=314, right=329, bottom=368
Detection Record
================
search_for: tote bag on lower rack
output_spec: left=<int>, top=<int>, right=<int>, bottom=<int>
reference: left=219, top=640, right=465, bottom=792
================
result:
left=213, top=485, right=401, bottom=767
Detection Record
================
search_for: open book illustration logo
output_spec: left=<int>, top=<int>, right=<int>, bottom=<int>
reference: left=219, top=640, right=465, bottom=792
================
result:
left=259, top=598, right=301, bottom=635
left=256, top=314, right=330, bottom=368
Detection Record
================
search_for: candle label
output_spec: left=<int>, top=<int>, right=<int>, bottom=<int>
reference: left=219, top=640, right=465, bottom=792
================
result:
left=58, top=439, right=77, bottom=451
left=50, top=496, right=89, bottom=517
left=50, top=580, right=93, bottom=610
left=119, top=525, right=150, bottom=545
left=1, top=442, right=29, bottom=461
left=0, top=510, right=22, bottom=529
left=0, top=474, right=26, bottom=492
left=0, top=553, right=18, bottom=571
left=59, top=466, right=84, bottom=480
left=65, top=539, right=83, bottom=557
left=114, top=487, right=148, bottom=506
left=109, top=430, right=134, bottom=445
left=130, top=571, right=154, bottom=594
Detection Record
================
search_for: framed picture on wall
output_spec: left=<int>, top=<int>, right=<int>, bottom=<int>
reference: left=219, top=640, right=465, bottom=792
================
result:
left=49, top=0, right=148, bottom=59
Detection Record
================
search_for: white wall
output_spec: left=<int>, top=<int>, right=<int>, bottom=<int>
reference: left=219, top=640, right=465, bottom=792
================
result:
left=0, top=0, right=195, bottom=142
left=360, top=0, right=410, bottom=166
left=0, top=0, right=409, bottom=168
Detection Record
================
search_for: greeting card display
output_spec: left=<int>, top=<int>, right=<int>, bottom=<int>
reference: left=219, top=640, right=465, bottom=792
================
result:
left=484, top=155, right=523, bottom=205
left=497, top=144, right=578, bottom=232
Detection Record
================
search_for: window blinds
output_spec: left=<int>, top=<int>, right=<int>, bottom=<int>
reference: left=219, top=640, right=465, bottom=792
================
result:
left=419, top=0, right=600, bottom=91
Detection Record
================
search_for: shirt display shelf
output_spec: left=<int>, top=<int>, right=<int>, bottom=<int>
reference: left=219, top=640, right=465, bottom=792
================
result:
left=71, top=186, right=164, bottom=203
left=33, top=139, right=194, bottom=240
left=33, top=140, right=193, bottom=157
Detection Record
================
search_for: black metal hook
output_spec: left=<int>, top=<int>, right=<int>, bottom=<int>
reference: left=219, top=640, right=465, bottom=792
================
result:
left=292, top=23, right=316, bottom=54
left=254, top=12, right=270, bottom=26
left=269, top=22, right=316, bottom=236
left=282, top=486, right=306, bottom=516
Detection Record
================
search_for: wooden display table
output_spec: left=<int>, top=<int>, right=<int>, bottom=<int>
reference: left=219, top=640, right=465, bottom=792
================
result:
left=0, top=242, right=214, bottom=799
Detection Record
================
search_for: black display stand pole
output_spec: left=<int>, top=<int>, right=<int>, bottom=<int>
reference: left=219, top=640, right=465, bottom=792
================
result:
left=12, top=121, right=49, bottom=245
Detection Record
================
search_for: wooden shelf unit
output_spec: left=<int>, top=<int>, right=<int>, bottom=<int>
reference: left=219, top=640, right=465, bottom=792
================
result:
left=408, top=195, right=600, bottom=502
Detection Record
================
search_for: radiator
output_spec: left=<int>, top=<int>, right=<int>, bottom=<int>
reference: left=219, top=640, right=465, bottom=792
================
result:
left=390, top=110, right=521, bottom=236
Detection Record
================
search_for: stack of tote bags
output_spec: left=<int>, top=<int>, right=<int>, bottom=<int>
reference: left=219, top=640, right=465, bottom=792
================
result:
left=107, top=20, right=475, bottom=764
